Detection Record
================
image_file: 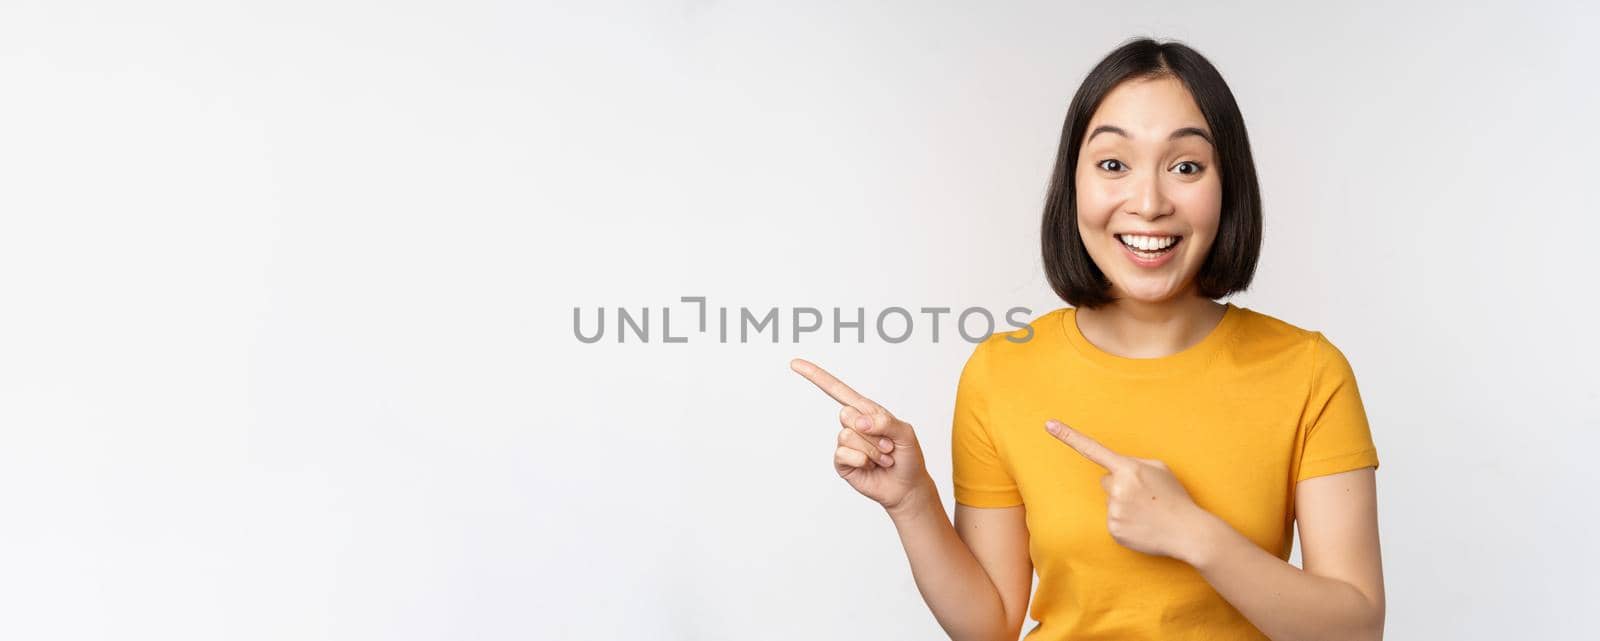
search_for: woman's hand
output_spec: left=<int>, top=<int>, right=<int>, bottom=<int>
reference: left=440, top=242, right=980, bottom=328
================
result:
left=790, top=358, right=934, bottom=515
left=1044, top=418, right=1212, bottom=563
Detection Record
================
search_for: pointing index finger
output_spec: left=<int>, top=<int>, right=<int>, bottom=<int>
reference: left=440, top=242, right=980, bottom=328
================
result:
left=1046, top=419, right=1130, bottom=472
left=789, top=358, right=885, bottom=416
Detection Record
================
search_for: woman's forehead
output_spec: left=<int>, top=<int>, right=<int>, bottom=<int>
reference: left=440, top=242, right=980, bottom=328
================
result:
left=1087, top=76, right=1210, bottom=140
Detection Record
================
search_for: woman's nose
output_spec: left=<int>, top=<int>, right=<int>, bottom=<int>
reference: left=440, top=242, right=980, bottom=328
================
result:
left=1127, top=169, right=1173, bottom=219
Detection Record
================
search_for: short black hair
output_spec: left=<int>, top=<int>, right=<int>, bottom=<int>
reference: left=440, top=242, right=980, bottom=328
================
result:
left=1041, top=37, right=1262, bottom=308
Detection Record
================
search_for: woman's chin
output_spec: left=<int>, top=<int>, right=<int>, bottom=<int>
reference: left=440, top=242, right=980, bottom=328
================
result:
left=1111, top=282, right=1186, bottom=305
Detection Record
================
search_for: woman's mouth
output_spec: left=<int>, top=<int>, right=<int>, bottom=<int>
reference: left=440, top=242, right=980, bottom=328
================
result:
left=1115, top=233, right=1182, bottom=267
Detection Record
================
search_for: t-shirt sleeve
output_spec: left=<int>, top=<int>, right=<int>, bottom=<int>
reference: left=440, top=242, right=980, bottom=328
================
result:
left=1296, top=332, right=1381, bottom=482
left=951, top=339, right=1023, bottom=507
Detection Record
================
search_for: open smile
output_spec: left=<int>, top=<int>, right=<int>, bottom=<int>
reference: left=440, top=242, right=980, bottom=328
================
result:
left=1115, top=233, right=1182, bottom=268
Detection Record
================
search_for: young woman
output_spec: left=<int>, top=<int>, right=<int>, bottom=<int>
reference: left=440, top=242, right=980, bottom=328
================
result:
left=791, top=38, right=1384, bottom=641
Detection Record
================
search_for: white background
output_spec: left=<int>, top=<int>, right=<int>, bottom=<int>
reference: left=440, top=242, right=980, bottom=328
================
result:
left=2, top=1, right=1596, bottom=639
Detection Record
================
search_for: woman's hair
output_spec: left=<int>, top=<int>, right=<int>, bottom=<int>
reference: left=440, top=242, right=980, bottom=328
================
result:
left=1041, top=37, right=1262, bottom=308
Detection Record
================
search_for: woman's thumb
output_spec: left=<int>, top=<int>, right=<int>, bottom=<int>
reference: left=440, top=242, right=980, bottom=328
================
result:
left=860, top=411, right=914, bottom=447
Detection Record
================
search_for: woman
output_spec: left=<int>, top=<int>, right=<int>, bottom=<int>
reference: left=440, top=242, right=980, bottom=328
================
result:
left=790, top=38, right=1384, bottom=641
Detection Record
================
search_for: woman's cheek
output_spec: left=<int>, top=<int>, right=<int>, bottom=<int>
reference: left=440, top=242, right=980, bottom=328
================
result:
left=1077, top=183, right=1118, bottom=218
left=1093, top=177, right=1123, bottom=200
left=1173, top=184, right=1223, bottom=224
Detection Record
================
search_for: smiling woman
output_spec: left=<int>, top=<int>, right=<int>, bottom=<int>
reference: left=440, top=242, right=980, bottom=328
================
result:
left=1042, top=40, right=1261, bottom=317
left=987, top=38, right=1381, bottom=641
left=791, top=37, right=1384, bottom=641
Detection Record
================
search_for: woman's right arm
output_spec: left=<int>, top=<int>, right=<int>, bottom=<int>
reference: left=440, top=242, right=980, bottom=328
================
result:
left=790, top=358, right=1032, bottom=641
left=887, top=480, right=1033, bottom=641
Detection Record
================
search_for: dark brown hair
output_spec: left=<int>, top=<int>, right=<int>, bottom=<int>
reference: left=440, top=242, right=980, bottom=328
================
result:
left=1041, top=37, right=1262, bottom=308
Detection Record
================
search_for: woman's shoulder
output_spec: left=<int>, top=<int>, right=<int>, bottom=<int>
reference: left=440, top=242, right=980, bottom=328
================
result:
left=1229, top=304, right=1349, bottom=365
left=959, top=307, right=1070, bottom=371
left=980, top=306, right=1070, bottom=352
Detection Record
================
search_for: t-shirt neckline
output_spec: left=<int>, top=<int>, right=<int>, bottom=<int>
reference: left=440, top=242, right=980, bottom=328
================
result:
left=1060, top=302, right=1242, bottom=377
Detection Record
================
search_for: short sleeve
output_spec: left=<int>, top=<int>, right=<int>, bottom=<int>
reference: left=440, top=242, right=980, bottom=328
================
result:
left=1296, top=332, right=1381, bottom=482
left=951, top=340, right=1023, bottom=507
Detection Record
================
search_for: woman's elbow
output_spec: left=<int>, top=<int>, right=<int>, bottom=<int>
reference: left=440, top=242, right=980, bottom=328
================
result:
left=1356, top=591, right=1385, bottom=641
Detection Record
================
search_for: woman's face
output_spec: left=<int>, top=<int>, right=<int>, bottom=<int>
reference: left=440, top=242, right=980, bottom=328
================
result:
left=1075, top=75, right=1222, bottom=304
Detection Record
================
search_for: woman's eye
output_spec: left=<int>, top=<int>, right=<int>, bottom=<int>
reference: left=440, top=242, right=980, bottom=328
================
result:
left=1171, top=161, right=1204, bottom=175
left=1096, top=159, right=1125, bottom=172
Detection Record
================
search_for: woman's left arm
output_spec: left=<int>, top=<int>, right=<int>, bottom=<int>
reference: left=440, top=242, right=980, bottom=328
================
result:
left=1044, top=420, right=1385, bottom=641
left=1185, top=466, right=1385, bottom=641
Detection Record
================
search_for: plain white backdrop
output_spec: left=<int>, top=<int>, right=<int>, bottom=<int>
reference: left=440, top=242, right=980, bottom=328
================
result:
left=2, top=1, right=1597, bottom=639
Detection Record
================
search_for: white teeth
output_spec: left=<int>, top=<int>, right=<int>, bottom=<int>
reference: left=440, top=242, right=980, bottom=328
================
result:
left=1119, top=234, right=1178, bottom=251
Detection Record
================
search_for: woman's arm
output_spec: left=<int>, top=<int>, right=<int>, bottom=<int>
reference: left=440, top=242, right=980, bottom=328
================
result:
left=1043, top=420, right=1384, bottom=640
left=790, top=358, right=1028, bottom=641
left=1184, top=467, right=1385, bottom=641
left=885, top=478, right=1030, bottom=641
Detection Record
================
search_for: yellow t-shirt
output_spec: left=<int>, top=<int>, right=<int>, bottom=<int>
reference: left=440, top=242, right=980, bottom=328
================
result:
left=951, top=302, right=1379, bottom=640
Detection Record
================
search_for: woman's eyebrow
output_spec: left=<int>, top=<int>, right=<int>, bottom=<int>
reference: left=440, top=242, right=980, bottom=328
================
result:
left=1170, top=126, right=1214, bottom=146
left=1087, top=124, right=1214, bottom=146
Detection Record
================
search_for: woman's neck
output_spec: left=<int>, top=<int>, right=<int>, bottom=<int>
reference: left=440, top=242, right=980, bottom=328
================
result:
left=1075, top=294, right=1227, bottom=359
